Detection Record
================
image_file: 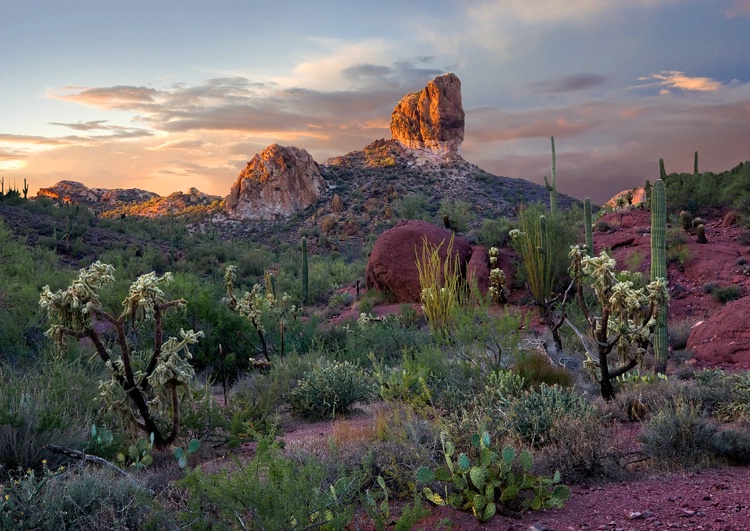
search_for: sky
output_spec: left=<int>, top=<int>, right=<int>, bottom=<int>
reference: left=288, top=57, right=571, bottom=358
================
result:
left=2, top=0, right=750, bottom=204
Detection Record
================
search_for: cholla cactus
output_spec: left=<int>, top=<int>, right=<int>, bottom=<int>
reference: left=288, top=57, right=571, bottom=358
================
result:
left=569, top=246, right=668, bottom=399
left=488, top=247, right=507, bottom=304
left=223, top=264, right=297, bottom=360
left=39, top=261, right=203, bottom=448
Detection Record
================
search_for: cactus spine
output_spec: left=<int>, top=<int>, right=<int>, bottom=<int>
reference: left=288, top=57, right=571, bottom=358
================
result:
left=651, top=179, right=668, bottom=373
left=543, top=136, right=558, bottom=214
left=584, top=197, right=593, bottom=257
left=301, top=236, right=309, bottom=305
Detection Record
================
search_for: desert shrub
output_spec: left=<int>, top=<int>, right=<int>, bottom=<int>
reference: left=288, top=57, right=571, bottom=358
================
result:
left=290, top=359, right=375, bottom=419
left=438, top=199, right=474, bottom=233
left=640, top=398, right=720, bottom=466
left=371, top=403, right=442, bottom=496
left=711, top=285, right=742, bottom=303
left=512, top=351, right=575, bottom=388
left=0, top=465, right=153, bottom=530
left=477, top=217, right=511, bottom=247
left=394, top=193, right=428, bottom=220
left=328, top=290, right=354, bottom=311
left=535, top=414, right=617, bottom=484
left=451, top=305, right=525, bottom=375
left=669, top=319, right=696, bottom=350
left=0, top=362, right=100, bottom=474
left=715, top=372, right=750, bottom=421
left=341, top=313, right=432, bottom=366
left=178, top=435, right=356, bottom=530
left=702, top=281, right=719, bottom=294
left=509, top=384, right=594, bottom=448
left=227, top=355, right=314, bottom=434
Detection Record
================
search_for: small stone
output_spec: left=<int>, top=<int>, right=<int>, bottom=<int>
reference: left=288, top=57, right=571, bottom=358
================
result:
left=681, top=509, right=696, bottom=517
left=626, top=511, right=644, bottom=520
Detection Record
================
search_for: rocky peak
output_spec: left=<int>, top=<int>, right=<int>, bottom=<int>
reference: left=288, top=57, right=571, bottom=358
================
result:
left=224, top=144, right=325, bottom=221
left=390, top=73, right=465, bottom=160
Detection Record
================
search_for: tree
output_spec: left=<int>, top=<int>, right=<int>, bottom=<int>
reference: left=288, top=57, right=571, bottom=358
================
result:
left=39, top=261, right=203, bottom=448
left=569, top=246, right=668, bottom=399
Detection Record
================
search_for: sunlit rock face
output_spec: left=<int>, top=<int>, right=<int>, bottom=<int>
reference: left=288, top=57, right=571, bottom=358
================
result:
left=224, top=144, right=325, bottom=221
left=390, top=73, right=465, bottom=160
left=37, top=180, right=159, bottom=205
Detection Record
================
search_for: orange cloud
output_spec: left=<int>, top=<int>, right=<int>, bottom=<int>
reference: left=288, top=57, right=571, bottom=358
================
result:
left=636, top=71, right=722, bottom=93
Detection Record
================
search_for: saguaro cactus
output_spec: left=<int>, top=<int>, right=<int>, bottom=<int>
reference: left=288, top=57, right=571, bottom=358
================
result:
left=543, top=136, right=558, bottom=214
left=584, top=197, right=593, bottom=257
left=301, top=236, right=309, bottom=305
left=694, top=151, right=699, bottom=176
left=651, top=179, right=668, bottom=373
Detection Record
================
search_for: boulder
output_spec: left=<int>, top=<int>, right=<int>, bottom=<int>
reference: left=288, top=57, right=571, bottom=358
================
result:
left=687, top=296, right=750, bottom=369
left=365, top=220, right=474, bottom=303
left=224, top=144, right=324, bottom=220
left=390, top=73, right=465, bottom=160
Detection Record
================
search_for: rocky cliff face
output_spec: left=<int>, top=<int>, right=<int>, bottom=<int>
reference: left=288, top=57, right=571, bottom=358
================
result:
left=390, top=73, right=465, bottom=160
left=224, top=144, right=325, bottom=221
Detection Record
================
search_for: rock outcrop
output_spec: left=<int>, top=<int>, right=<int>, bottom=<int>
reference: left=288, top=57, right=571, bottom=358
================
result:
left=35, top=181, right=220, bottom=217
left=224, top=144, right=324, bottom=221
left=687, top=297, right=750, bottom=369
left=37, top=180, right=159, bottom=206
left=365, top=220, right=475, bottom=303
left=390, top=73, right=465, bottom=160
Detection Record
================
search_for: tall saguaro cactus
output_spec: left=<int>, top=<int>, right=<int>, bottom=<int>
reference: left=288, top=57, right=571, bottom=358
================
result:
left=543, top=136, right=558, bottom=214
left=651, top=179, right=668, bottom=373
left=301, top=236, right=309, bottom=305
left=694, top=151, right=699, bottom=176
left=584, top=197, right=593, bottom=257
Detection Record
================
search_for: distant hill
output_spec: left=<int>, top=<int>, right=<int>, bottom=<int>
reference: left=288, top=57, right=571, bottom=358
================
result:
left=36, top=180, right=222, bottom=218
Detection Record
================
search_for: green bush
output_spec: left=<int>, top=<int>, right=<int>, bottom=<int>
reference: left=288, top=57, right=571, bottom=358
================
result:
left=290, top=359, right=375, bottom=419
left=1, top=466, right=153, bottom=530
left=509, top=384, right=594, bottom=447
left=0, top=362, right=100, bottom=474
left=639, top=398, right=719, bottom=466
left=513, top=351, right=574, bottom=388
left=711, top=285, right=742, bottom=304
left=177, top=435, right=356, bottom=530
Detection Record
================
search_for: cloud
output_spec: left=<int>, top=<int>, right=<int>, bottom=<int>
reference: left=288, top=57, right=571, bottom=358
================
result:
left=147, top=139, right=206, bottom=151
left=635, top=71, right=722, bottom=93
left=0, top=133, right=73, bottom=146
left=527, top=73, right=608, bottom=93
left=0, top=149, right=21, bottom=160
left=50, top=85, right=160, bottom=110
left=725, top=0, right=750, bottom=17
